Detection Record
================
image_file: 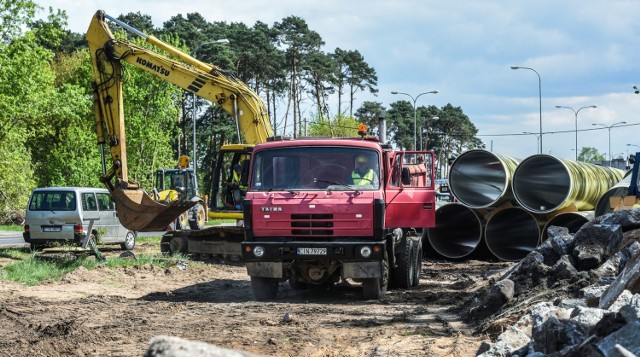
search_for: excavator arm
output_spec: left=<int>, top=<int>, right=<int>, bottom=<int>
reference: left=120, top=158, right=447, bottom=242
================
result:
left=87, top=10, right=272, bottom=231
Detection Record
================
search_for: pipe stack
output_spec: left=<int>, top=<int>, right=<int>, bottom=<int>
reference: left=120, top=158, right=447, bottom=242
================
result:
left=428, top=150, right=625, bottom=262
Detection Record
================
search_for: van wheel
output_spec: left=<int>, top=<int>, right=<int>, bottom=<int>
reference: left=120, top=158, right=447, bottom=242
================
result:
left=188, top=204, right=206, bottom=230
left=120, top=231, right=136, bottom=251
left=251, top=277, right=279, bottom=301
left=362, top=252, right=389, bottom=300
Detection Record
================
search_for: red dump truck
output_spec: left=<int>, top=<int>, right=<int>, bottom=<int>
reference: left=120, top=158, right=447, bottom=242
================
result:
left=241, top=136, right=436, bottom=300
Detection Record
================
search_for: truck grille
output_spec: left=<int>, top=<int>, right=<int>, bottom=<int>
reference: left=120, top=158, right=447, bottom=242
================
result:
left=290, top=214, right=334, bottom=235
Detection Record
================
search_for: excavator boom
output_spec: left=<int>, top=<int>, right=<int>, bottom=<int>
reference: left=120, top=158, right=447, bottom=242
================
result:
left=87, top=10, right=272, bottom=231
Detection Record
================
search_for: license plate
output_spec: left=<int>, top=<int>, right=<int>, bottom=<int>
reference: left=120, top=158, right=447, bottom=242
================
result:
left=42, top=226, right=61, bottom=232
left=297, top=247, right=327, bottom=255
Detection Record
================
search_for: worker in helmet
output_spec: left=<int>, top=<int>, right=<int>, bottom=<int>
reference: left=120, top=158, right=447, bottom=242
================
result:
left=230, top=163, right=247, bottom=207
left=348, top=154, right=379, bottom=187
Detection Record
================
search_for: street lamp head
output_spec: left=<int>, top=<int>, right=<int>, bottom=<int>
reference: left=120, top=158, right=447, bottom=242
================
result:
left=430, top=90, right=439, bottom=94
left=215, top=39, right=230, bottom=44
left=510, top=66, right=520, bottom=70
left=391, top=91, right=398, bottom=95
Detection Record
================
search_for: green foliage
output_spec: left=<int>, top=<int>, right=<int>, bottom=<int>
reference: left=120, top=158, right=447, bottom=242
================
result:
left=0, top=0, right=39, bottom=43
left=0, top=225, right=25, bottom=231
left=308, top=114, right=360, bottom=137
left=120, top=36, right=183, bottom=191
left=579, top=147, right=605, bottom=162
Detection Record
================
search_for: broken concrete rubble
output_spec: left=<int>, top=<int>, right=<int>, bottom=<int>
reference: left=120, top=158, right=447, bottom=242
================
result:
left=470, top=209, right=640, bottom=356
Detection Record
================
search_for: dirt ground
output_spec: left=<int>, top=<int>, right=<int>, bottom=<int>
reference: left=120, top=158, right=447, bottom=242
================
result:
left=0, top=242, right=513, bottom=357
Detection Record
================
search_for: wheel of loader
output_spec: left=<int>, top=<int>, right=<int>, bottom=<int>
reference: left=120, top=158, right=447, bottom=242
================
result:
left=176, top=212, right=189, bottom=230
left=250, top=277, right=279, bottom=301
left=392, top=235, right=416, bottom=289
left=188, top=204, right=206, bottom=230
left=412, top=241, right=422, bottom=288
left=362, top=252, right=389, bottom=300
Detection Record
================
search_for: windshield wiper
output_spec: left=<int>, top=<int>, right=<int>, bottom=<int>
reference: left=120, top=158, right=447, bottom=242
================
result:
left=315, top=179, right=360, bottom=193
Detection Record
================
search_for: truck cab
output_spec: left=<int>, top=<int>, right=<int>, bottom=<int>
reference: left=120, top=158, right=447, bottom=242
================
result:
left=241, top=137, right=436, bottom=300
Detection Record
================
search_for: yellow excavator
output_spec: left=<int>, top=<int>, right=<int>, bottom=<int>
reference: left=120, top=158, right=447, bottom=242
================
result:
left=87, top=10, right=273, bottom=238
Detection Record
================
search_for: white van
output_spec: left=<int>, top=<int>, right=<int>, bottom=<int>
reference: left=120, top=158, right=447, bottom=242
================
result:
left=23, top=187, right=136, bottom=251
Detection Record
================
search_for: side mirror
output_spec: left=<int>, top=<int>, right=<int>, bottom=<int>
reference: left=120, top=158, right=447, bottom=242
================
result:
left=401, top=167, right=411, bottom=185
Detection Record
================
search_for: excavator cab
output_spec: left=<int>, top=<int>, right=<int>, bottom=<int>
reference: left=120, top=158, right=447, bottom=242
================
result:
left=209, top=144, right=252, bottom=220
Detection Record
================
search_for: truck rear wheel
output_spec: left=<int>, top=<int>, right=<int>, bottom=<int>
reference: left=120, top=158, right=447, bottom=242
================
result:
left=392, top=235, right=416, bottom=289
left=362, top=252, right=389, bottom=300
left=251, top=277, right=279, bottom=301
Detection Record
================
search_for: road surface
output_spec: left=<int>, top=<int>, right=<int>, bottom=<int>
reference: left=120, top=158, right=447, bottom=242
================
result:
left=0, top=231, right=27, bottom=247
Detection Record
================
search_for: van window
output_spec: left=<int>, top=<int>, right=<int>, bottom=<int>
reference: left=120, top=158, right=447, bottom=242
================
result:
left=96, top=192, right=114, bottom=211
left=82, top=193, right=98, bottom=211
left=29, top=191, right=76, bottom=211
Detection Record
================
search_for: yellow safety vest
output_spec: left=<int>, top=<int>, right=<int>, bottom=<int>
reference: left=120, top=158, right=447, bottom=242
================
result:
left=233, top=171, right=247, bottom=190
left=351, top=169, right=374, bottom=185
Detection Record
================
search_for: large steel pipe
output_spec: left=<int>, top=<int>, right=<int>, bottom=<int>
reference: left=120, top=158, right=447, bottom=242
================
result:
left=426, top=203, right=483, bottom=259
left=595, top=171, right=632, bottom=217
left=449, top=150, right=520, bottom=208
left=512, top=155, right=625, bottom=214
left=541, top=211, right=594, bottom=241
left=485, top=207, right=543, bottom=261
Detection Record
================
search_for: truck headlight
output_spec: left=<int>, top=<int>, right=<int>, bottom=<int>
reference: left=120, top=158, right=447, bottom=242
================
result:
left=359, top=246, right=372, bottom=258
left=253, top=246, right=265, bottom=257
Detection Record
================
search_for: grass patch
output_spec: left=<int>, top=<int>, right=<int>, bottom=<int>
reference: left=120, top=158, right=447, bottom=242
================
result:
left=0, top=246, right=191, bottom=286
left=0, top=225, right=23, bottom=232
left=136, top=235, right=163, bottom=244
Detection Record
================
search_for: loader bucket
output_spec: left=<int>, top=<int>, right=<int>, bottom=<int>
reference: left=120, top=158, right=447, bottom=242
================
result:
left=112, top=188, right=198, bottom=231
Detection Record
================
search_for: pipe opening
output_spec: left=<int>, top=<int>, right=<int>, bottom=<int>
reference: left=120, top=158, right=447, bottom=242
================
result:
left=485, top=207, right=540, bottom=261
left=426, top=203, right=482, bottom=259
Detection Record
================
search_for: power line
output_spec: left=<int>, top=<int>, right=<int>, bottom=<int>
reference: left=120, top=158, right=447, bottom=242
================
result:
left=477, top=122, right=640, bottom=137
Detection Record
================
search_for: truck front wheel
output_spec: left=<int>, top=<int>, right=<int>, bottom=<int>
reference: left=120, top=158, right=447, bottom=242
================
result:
left=251, top=277, right=279, bottom=301
left=393, top=236, right=416, bottom=289
left=362, top=253, right=389, bottom=300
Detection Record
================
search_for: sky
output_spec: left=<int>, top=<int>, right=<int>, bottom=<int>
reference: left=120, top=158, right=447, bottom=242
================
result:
left=38, top=0, right=640, bottom=161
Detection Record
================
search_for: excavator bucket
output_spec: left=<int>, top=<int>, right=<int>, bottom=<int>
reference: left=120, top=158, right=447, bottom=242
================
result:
left=112, top=188, right=198, bottom=231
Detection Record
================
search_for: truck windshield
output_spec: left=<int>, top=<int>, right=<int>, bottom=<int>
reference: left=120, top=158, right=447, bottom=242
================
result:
left=251, top=147, right=381, bottom=191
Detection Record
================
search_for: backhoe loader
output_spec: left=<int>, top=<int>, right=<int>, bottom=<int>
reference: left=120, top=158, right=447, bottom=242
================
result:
left=87, top=10, right=272, bottom=255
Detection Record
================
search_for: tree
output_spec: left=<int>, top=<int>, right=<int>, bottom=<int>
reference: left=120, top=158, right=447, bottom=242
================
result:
left=386, top=100, right=415, bottom=150
left=354, top=101, right=386, bottom=136
left=273, top=16, right=324, bottom=137
left=302, top=51, right=336, bottom=121
left=579, top=147, right=605, bottom=162
left=332, top=48, right=378, bottom=117
left=0, top=0, right=39, bottom=44
left=308, top=114, right=360, bottom=137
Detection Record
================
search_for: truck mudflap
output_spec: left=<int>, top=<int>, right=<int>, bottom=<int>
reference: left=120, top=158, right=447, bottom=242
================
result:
left=342, top=261, right=383, bottom=279
left=246, top=262, right=283, bottom=278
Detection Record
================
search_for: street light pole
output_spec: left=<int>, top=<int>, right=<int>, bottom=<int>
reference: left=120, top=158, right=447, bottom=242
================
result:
left=511, top=66, right=542, bottom=154
left=593, top=121, right=627, bottom=166
left=391, top=90, right=438, bottom=150
left=555, top=105, right=597, bottom=161
left=191, top=39, right=229, bottom=176
left=522, top=131, right=541, bottom=154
